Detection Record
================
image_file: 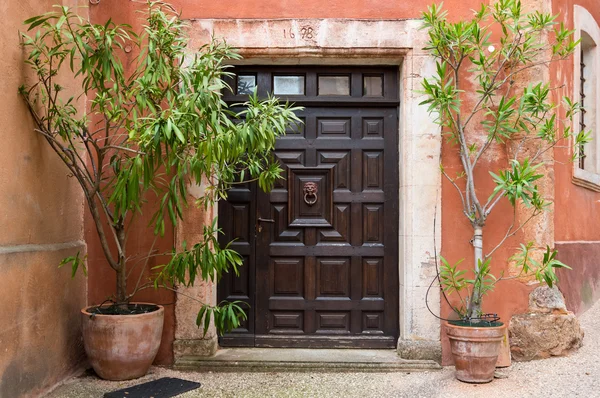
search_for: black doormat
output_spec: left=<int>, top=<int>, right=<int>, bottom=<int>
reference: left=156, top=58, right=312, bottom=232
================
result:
left=104, top=377, right=201, bottom=398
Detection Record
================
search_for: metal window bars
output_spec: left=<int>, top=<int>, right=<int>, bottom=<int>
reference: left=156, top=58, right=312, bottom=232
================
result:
left=580, top=46, right=587, bottom=170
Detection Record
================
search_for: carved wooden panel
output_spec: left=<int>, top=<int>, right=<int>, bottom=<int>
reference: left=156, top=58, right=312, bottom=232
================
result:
left=220, top=65, right=399, bottom=348
left=274, top=150, right=304, bottom=189
left=316, top=258, right=351, bottom=298
left=363, top=204, right=384, bottom=245
left=362, top=312, right=384, bottom=334
left=317, top=118, right=351, bottom=138
left=362, top=258, right=383, bottom=298
left=316, top=312, right=351, bottom=333
left=271, top=258, right=304, bottom=297
left=318, top=204, right=350, bottom=243
left=288, top=165, right=334, bottom=227
left=363, top=151, right=384, bottom=191
left=271, top=312, right=304, bottom=333
left=318, top=151, right=351, bottom=191
left=362, top=118, right=384, bottom=139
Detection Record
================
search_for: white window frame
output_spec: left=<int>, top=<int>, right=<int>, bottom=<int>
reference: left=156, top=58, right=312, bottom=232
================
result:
left=573, top=6, right=600, bottom=191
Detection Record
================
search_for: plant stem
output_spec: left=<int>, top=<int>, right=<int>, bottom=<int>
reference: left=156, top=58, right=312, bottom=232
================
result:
left=468, top=225, right=484, bottom=318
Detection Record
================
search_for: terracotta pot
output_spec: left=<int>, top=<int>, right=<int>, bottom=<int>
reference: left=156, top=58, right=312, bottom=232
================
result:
left=445, top=321, right=507, bottom=383
left=81, top=303, right=164, bottom=381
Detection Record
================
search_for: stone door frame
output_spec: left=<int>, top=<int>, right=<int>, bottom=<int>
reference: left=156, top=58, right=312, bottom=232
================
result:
left=174, top=18, right=442, bottom=361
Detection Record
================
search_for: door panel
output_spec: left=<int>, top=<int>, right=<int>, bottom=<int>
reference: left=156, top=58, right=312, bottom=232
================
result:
left=217, top=183, right=256, bottom=347
left=218, top=66, right=399, bottom=348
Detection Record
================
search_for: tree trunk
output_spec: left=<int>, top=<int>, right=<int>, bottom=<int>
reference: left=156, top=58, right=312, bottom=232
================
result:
left=115, top=224, right=127, bottom=304
left=468, top=225, right=484, bottom=318
left=116, top=264, right=127, bottom=304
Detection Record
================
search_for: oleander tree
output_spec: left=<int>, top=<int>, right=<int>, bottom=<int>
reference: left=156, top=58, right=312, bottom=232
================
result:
left=421, top=1, right=585, bottom=320
left=20, top=1, right=300, bottom=333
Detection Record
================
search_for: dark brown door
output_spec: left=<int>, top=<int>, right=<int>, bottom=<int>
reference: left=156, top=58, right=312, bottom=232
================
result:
left=218, top=66, right=399, bottom=348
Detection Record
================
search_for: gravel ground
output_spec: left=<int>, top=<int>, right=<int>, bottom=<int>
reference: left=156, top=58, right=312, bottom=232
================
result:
left=47, top=299, right=600, bottom=398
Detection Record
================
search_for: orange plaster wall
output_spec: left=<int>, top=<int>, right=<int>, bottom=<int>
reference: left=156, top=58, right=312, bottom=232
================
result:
left=0, top=1, right=88, bottom=396
left=85, top=0, right=483, bottom=366
left=551, top=0, right=600, bottom=314
left=87, top=0, right=590, bottom=366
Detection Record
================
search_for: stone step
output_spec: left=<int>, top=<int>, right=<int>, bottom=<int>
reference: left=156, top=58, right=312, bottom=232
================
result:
left=174, top=348, right=442, bottom=373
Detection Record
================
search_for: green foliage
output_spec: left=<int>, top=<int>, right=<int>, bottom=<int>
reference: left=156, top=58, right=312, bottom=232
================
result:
left=154, top=218, right=243, bottom=287
left=20, top=2, right=301, bottom=333
left=59, top=251, right=87, bottom=278
left=439, top=256, right=496, bottom=318
left=422, top=1, right=578, bottom=319
left=466, top=258, right=496, bottom=304
left=511, top=243, right=571, bottom=287
left=489, top=159, right=545, bottom=209
left=196, top=301, right=248, bottom=336
left=439, top=256, right=467, bottom=295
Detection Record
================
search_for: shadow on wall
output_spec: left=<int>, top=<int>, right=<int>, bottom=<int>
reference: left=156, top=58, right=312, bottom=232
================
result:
left=0, top=247, right=87, bottom=398
left=556, top=242, right=600, bottom=314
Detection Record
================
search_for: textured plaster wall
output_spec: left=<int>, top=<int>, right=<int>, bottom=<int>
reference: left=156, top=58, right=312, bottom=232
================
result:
left=84, top=0, right=596, bottom=365
left=552, top=0, right=600, bottom=315
left=0, top=1, right=88, bottom=397
left=173, top=181, right=218, bottom=359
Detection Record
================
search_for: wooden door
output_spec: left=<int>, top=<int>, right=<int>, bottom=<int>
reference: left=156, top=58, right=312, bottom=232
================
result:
left=218, top=66, right=399, bottom=348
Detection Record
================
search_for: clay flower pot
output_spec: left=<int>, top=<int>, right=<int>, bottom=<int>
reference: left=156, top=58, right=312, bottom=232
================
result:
left=445, top=321, right=507, bottom=383
left=81, top=303, right=164, bottom=381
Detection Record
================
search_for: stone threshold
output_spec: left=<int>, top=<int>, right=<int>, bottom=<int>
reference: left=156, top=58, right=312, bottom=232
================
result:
left=174, top=348, right=442, bottom=372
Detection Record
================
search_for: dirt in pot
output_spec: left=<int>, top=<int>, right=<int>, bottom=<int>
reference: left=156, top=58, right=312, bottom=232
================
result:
left=89, top=303, right=160, bottom=315
left=449, top=320, right=504, bottom=327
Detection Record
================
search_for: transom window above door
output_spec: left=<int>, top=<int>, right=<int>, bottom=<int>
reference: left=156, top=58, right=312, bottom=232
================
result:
left=227, top=66, right=398, bottom=103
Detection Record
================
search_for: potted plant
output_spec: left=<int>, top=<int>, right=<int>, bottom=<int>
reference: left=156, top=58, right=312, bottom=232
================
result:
left=420, top=1, right=584, bottom=383
left=19, top=2, right=299, bottom=381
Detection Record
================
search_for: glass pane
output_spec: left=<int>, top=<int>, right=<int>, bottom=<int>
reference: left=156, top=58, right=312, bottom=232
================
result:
left=273, top=76, right=305, bottom=95
left=237, top=75, right=256, bottom=95
left=364, top=75, right=383, bottom=97
left=318, top=76, right=350, bottom=96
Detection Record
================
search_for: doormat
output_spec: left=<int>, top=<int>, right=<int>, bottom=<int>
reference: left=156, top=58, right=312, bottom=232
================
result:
left=104, top=377, right=201, bottom=398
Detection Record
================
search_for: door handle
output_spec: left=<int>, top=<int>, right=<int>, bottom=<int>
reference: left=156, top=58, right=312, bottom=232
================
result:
left=256, top=217, right=275, bottom=233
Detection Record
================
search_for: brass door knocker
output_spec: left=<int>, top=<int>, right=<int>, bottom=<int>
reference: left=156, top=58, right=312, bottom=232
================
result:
left=303, top=182, right=318, bottom=206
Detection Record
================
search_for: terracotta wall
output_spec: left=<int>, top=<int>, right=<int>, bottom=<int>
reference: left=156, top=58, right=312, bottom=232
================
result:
left=552, top=0, right=600, bottom=314
left=0, top=1, right=88, bottom=397
left=86, top=0, right=482, bottom=366
left=86, top=0, right=598, bottom=365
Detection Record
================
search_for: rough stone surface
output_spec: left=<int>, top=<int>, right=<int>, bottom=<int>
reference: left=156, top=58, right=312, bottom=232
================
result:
left=508, top=286, right=584, bottom=362
left=529, top=286, right=568, bottom=314
left=397, top=340, right=442, bottom=364
left=509, top=312, right=584, bottom=362
left=173, top=339, right=218, bottom=359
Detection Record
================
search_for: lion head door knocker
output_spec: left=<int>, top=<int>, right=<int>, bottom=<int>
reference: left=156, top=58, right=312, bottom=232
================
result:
left=303, top=182, right=318, bottom=206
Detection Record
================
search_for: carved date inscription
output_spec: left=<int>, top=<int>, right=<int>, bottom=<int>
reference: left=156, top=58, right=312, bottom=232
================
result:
left=283, top=25, right=315, bottom=40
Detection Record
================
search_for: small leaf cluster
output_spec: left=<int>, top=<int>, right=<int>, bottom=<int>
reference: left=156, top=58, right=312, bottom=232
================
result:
left=440, top=248, right=569, bottom=319
left=196, top=301, right=248, bottom=336
left=440, top=256, right=495, bottom=318
left=510, top=243, right=571, bottom=287
left=59, top=251, right=87, bottom=278
left=489, top=159, right=545, bottom=209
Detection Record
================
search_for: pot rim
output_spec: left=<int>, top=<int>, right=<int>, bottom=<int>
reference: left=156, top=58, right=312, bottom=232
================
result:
left=444, top=320, right=506, bottom=330
left=81, top=302, right=164, bottom=318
